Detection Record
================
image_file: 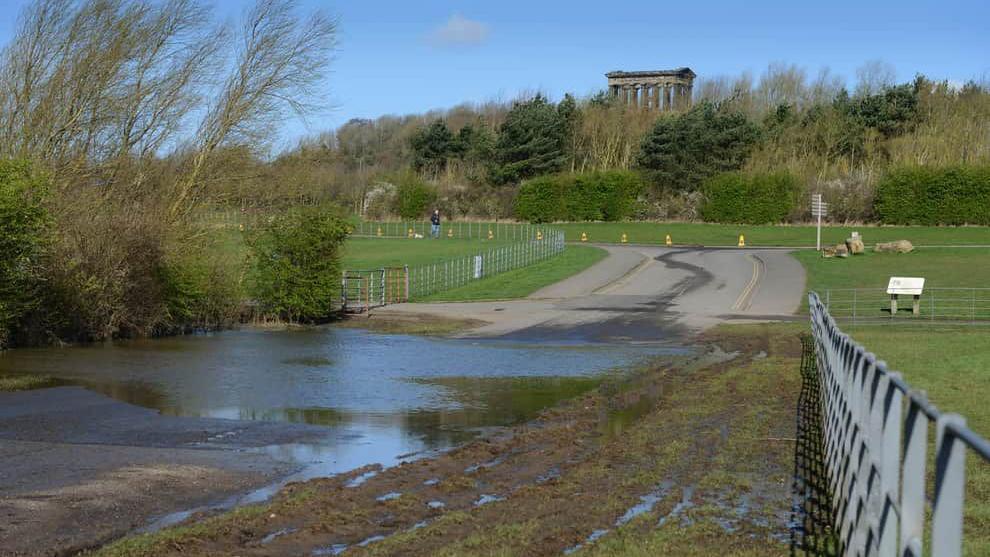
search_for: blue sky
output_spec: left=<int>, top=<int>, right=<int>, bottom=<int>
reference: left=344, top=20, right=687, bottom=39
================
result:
left=1, top=0, right=988, bottom=145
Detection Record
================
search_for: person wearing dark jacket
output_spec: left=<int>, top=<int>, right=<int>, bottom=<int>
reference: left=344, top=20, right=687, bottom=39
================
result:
left=430, top=209, right=441, bottom=238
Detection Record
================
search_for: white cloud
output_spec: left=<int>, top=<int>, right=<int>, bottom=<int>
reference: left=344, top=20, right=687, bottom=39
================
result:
left=429, top=14, right=490, bottom=47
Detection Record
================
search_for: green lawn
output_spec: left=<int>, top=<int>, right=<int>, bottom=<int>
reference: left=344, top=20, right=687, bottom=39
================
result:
left=551, top=222, right=990, bottom=247
left=796, top=247, right=990, bottom=292
left=794, top=247, right=990, bottom=318
left=342, top=237, right=516, bottom=270
left=420, top=245, right=608, bottom=302
left=845, top=327, right=990, bottom=556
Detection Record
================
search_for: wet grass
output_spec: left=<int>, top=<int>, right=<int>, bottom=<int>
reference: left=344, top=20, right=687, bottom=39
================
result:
left=419, top=245, right=607, bottom=302
left=0, top=374, right=62, bottom=392
left=551, top=222, right=990, bottom=247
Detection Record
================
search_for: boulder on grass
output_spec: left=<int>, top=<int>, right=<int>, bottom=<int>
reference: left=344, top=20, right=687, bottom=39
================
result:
left=822, top=246, right=836, bottom=258
left=846, top=237, right=865, bottom=255
left=874, top=240, right=914, bottom=254
left=834, top=243, right=849, bottom=258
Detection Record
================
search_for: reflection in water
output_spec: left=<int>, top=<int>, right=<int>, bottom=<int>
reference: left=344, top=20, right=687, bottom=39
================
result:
left=0, top=326, right=683, bottom=475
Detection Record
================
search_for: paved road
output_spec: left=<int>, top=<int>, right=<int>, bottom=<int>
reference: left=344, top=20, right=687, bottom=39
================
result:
left=378, top=244, right=806, bottom=342
left=0, top=387, right=332, bottom=555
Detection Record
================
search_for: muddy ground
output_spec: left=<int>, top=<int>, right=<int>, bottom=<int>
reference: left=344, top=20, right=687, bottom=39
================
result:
left=93, top=323, right=812, bottom=557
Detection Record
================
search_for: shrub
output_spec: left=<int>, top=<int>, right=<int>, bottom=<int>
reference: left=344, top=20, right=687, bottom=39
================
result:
left=393, top=173, right=437, bottom=220
left=0, top=160, right=50, bottom=348
left=700, top=171, right=800, bottom=224
left=874, top=165, right=990, bottom=225
left=249, top=205, right=350, bottom=322
left=515, top=170, right=644, bottom=223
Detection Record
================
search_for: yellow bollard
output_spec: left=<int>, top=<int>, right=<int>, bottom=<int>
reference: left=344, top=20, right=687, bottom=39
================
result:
left=447, top=228, right=453, bottom=238
left=488, top=229, right=494, bottom=240
left=621, top=233, right=628, bottom=243
left=581, top=232, right=588, bottom=242
left=738, top=234, right=745, bottom=247
left=665, top=234, right=672, bottom=246
left=408, top=228, right=414, bottom=238
left=377, top=226, right=383, bottom=237
left=536, top=230, right=543, bottom=241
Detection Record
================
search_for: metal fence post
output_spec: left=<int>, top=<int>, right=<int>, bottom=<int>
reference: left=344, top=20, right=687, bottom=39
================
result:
left=932, top=414, right=967, bottom=557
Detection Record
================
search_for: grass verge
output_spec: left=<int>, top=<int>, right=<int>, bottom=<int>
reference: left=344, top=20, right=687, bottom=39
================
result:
left=552, top=222, right=990, bottom=247
left=419, top=245, right=608, bottom=302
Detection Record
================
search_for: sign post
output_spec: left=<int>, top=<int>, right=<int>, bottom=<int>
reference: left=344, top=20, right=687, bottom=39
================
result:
left=811, top=194, right=828, bottom=251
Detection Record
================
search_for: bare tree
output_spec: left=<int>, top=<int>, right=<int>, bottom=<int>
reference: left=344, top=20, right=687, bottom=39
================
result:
left=169, top=0, right=338, bottom=219
left=855, top=59, right=897, bottom=97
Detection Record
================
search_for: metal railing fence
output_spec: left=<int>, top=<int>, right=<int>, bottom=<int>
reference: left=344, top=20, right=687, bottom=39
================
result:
left=809, top=292, right=990, bottom=556
left=353, top=220, right=541, bottom=241
left=406, top=229, right=564, bottom=299
left=341, top=228, right=565, bottom=307
left=824, top=288, right=990, bottom=324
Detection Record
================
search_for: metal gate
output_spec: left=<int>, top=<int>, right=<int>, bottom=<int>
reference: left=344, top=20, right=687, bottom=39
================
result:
left=341, top=267, right=408, bottom=313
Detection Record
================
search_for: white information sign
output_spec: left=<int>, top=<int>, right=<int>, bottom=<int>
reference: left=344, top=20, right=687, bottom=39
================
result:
left=886, top=277, right=925, bottom=296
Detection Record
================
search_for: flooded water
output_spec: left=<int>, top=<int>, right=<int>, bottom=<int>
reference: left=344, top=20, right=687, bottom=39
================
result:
left=0, top=326, right=682, bottom=478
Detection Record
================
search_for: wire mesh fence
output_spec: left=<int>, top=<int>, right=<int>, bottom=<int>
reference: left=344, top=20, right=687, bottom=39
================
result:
left=809, top=292, right=990, bottom=556
left=824, top=288, right=990, bottom=324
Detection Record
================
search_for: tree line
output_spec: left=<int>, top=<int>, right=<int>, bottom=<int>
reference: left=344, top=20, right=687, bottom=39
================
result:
left=255, top=63, right=990, bottom=225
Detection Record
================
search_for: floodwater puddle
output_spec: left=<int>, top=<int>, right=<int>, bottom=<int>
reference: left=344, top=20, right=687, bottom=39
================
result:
left=615, top=480, right=675, bottom=526
left=260, top=527, right=297, bottom=544
left=473, top=494, right=504, bottom=507
left=345, top=470, right=379, bottom=488
left=0, top=326, right=686, bottom=534
left=657, top=485, right=696, bottom=528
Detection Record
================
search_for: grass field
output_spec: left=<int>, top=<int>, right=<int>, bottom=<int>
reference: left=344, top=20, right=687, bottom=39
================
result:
left=795, top=247, right=990, bottom=292
left=844, top=327, right=990, bottom=556
left=421, top=245, right=608, bottom=302
left=551, top=222, right=990, bottom=247
left=342, top=237, right=516, bottom=270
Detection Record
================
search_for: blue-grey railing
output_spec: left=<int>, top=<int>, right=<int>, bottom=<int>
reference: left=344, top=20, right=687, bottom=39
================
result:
left=809, top=292, right=990, bottom=556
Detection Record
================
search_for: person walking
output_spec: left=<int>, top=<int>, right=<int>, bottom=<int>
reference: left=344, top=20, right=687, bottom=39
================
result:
left=430, top=209, right=441, bottom=239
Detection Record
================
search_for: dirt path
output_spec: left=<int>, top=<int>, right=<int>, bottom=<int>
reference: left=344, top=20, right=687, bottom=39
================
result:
left=376, top=245, right=806, bottom=341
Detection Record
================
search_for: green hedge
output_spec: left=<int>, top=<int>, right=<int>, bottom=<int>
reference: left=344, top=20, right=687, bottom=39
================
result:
left=515, top=170, right=643, bottom=223
left=875, top=165, right=990, bottom=225
left=700, top=171, right=799, bottom=224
